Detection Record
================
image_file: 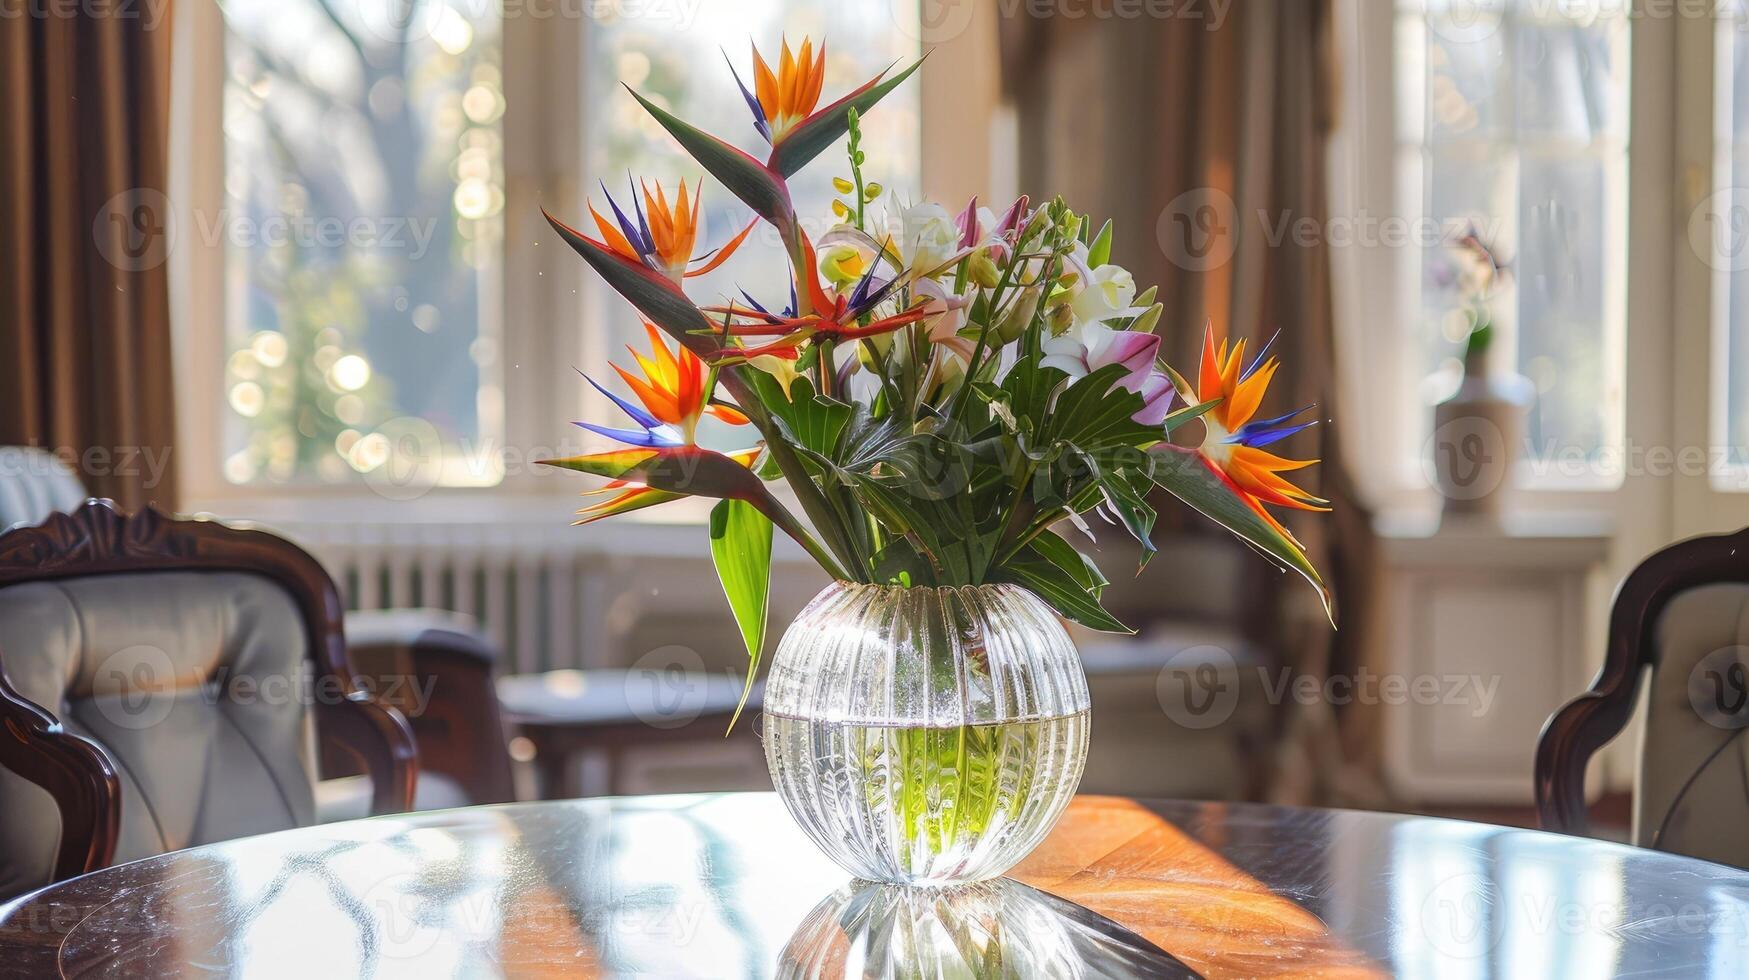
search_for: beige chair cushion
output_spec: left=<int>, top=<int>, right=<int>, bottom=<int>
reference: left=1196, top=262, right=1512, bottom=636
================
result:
left=0, top=571, right=317, bottom=899
left=0, top=447, right=86, bottom=532
left=1637, top=584, right=1749, bottom=867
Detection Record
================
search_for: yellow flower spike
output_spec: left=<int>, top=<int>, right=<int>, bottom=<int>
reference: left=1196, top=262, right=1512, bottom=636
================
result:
left=832, top=177, right=855, bottom=194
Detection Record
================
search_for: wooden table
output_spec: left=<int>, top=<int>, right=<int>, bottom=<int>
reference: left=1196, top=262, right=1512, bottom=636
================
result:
left=495, top=669, right=760, bottom=798
left=3, top=794, right=1747, bottom=978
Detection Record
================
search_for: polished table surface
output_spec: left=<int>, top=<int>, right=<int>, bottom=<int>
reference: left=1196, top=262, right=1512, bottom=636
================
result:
left=3, top=793, right=1748, bottom=978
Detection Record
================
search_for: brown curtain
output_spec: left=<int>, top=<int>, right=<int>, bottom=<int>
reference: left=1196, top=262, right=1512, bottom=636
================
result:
left=0, top=3, right=180, bottom=513
left=1004, top=1, right=1382, bottom=805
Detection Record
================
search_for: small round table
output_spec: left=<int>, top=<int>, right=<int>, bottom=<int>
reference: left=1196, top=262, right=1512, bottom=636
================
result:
left=3, top=794, right=1747, bottom=978
left=495, top=669, right=761, bottom=798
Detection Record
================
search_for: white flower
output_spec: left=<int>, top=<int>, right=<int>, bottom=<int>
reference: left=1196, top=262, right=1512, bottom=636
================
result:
left=1068, top=261, right=1140, bottom=329
left=892, top=202, right=962, bottom=276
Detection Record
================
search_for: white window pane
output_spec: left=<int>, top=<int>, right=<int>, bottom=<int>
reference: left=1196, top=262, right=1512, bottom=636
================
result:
left=221, top=0, right=504, bottom=487
left=1425, top=14, right=1511, bottom=142
left=1714, top=17, right=1749, bottom=473
left=1514, top=20, right=1627, bottom=144
left=1516, top=152, right=1617, bottom=462
left=1417, top=148, right=1516, bottom=398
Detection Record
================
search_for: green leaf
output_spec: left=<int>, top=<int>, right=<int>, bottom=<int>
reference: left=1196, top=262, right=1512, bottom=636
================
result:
left=767, top=57, right=925, bottom=178
left=1028, top=529, right=1108, bottom=595
left=1151, top=447, right=1335, bottom=625
left=1163, top=397, right=1220, bottom=434
left=994, top=544, right=1132, bottom=633
left=743, top=372, right=853, bottom=476
left=1087, top=218, right=1113, bottom=267
left=710, top=499, right=773, bottom=732
left=624, top=87, right=794, bottom=225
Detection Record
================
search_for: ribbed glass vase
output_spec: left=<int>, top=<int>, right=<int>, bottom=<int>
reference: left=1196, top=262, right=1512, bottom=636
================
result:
left=763, top=582, right=1091, bottom=885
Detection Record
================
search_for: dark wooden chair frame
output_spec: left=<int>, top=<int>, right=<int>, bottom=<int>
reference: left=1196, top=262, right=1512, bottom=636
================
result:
left=0, top=500, right=417, bottom=881
left=1535, top=525, right=1749, bottom=836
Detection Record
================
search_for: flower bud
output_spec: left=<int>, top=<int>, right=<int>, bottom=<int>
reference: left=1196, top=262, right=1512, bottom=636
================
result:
left=863, top=182, right=883, bottom=201
left=967, top=251, right=1001, bottom=289
left=995, top=286, right=1042, bottom=344
left=1047, top=302, right=1074, bottom=334
left=832, top=177, right=855, bottom=193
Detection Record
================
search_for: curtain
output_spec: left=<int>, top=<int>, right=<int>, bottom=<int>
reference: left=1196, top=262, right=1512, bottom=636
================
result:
left=0, top=3, right=180, bottom=513
left=1003, top=0, right=1382, bottom=805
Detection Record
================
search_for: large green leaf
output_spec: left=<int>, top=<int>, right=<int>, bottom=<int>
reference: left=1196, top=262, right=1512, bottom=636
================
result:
left=767, top=57, right=926, bottom=178
left=544, top=210, right=719, bottom=357
left=744, top=373, right=851, bottom=461
left=710, top=499, right=772, bottom=731
left=1152, top=446, right=1335, bottom=625
left=624, top=87, right=794, bottom=225
left=994, top=541, right=1131, bottom=633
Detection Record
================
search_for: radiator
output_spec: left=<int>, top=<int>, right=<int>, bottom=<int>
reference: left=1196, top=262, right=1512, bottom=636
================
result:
left=277, top=520, right=587, bottom=675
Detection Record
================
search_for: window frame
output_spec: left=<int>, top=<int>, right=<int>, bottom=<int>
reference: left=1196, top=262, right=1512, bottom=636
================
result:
left=1333, top=0, right=1686, bottom=532
left=170, top=2, right=1001, bottom=519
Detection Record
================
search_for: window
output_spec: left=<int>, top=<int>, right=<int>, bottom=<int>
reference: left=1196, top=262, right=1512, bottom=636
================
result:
left=191, top=1, right=930, bottom=497
left=1713, top=6, right=1749, bottom=474
left=219, top=0, right=506, bottom=488
left=1394, top=1, right=1630, bottom=483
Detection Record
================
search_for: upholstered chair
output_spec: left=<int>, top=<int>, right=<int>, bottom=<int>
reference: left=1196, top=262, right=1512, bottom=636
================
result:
left=0, top=502, right=416, bottom=900
left=0, top=447, right=87, bottom=531
left=1537, top=526, right=1749, bottom=869
left=0, top=446, right=513, bottom=815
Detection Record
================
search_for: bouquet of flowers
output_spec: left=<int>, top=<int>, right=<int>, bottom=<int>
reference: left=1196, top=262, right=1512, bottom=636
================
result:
left=542, top=38, right=1332, bottom=716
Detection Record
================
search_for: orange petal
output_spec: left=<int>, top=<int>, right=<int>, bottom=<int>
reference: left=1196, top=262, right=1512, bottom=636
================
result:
left=1225, top=358, right=1277, bottom=430
left=686, top=216, right=758, bottom=278
left=614, top=362, right=681, bottom=424
left=706, top=403, right=750, bottom=425
left=752, top=43, right=779, bottom=122
left=1198, top=320, right=1223, bottom=403
left=589, top=202, right=637, bottom=261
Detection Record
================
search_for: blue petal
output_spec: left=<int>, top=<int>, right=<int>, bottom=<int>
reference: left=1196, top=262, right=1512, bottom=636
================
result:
left=739, top=288, right=770, bottom=315
left=627, top=173, right=655, bottom=255
left=1240, top=330, right=1279, bottom=381
left=579, top=369, right=664, bottom=431
left=599, top=181, right=651, bottom=259
left=573, top=421, right=683, bottom=447
left=722, top=51, right=772, bottom=142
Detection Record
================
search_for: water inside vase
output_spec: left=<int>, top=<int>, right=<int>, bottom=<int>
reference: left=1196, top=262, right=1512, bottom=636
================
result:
left=764, top=710, right=1090, bottom=885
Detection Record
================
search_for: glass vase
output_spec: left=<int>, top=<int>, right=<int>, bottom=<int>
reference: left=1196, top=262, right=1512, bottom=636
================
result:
left=762, top=582, right=1091, bottom=885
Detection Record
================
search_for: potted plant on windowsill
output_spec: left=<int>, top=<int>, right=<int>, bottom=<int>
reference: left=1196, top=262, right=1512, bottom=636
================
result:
left=537, top=37, right=1334, bottom=885
left=1429, top=224, right=1533, bottom=524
